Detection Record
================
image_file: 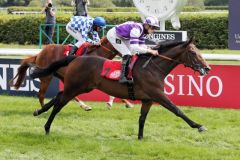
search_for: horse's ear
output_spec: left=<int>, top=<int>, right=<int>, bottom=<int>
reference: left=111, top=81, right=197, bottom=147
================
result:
left=189, top=36, right=195, bottom=43
left=181, top=36, right=194, bottom=48
left=152, top=43, right=160, bottom=50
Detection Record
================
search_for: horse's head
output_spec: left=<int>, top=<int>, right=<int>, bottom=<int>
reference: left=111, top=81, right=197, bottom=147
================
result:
left=178, top=38, right=211, bottom=75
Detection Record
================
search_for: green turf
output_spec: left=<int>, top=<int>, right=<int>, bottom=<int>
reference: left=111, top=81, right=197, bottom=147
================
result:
left=0, top=95, right=239, bottom=160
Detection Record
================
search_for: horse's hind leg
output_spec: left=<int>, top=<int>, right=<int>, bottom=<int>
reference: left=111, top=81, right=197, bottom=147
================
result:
left=44, top=88, right=92, bottom=134
left=33, top=91, right=63, bottom=116
left=38, top=76, right=52, bottom=107
left=44, top=92, right=70, bottom=134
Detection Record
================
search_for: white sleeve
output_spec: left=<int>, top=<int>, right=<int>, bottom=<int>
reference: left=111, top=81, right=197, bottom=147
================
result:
left=129, top=28, right=149, bottom=54
left=130, top=44, right=149, bottom=54
left=130, top=28, right=141, bottom=38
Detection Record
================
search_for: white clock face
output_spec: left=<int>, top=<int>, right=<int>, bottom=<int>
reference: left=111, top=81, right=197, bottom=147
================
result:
left=133, top=0, right=178, bottom=20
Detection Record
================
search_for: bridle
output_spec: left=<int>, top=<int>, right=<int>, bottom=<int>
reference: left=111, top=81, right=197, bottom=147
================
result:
left=144, top=49, right=203, bottom=73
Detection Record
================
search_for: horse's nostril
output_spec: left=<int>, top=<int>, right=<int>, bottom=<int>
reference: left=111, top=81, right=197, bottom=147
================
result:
left=205, top=66, right=211, bottom=71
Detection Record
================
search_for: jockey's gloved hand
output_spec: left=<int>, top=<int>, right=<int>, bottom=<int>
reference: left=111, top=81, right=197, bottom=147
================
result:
left=148, top=49, right=158, bottom=56
left=93, top=41, right=101, bottom=46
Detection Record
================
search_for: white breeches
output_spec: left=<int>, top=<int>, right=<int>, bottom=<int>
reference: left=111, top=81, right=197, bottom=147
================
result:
left=106, top=27, right=132, bottom=56
left=66, top=22, right=85, bottom=48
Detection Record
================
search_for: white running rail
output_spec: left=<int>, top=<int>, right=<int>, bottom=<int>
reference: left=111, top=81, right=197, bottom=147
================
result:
left=0, top=48, right=240, bottom=61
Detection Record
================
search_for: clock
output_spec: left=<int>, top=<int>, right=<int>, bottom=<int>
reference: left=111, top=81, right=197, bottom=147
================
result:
left=133, top=0, right=186, bottom=21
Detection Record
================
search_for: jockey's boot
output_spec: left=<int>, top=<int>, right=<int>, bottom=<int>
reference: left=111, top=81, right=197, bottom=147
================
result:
left=68, top=45, right=78, bottom=56
left=119, top=55, right=132, bottom=84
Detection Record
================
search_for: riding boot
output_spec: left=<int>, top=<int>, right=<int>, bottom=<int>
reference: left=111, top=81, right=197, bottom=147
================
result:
left=68, top=45, right=78, bottom=56
left=119, top=55, right=132, bottom=84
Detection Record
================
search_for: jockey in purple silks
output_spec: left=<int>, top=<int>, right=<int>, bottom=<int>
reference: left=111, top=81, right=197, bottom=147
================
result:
left=107, top=16, right=160, bottom=84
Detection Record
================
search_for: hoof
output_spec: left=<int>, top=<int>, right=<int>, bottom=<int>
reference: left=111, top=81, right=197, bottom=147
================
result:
left=138, top=136, right=143, bottom=140
left=45, top=126, right=50, bottom=135
left=45, top=130, right=49, bottom=135
left=84, top=106, right=92, bottom=111
left=198, top=126, right=207, bottom=132
left=80, top=105, right=92, bottom=111
left=125, top=103, right=134, bottom=109
left=106, top=102, right=112, bottom=110
left=33, top=109, right=39, bottom=116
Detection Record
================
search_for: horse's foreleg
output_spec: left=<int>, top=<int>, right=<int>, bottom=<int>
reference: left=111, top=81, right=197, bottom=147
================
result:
left=138, top=100, right=152, bottom=140
left=106, top=96, right=115, bottom=109
left=163, top=101, right=207, bottom=132
left=38, top=76, right=52, bottom=107
left=106, top=96, right=133, bottom=109
left=121, top=99, right=134, bottom=108
left=153, top=92, right=207, bottom=132
left=74, top=97, right=92, bottom=111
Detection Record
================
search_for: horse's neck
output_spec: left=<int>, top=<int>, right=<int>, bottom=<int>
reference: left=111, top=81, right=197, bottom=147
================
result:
left=87, top=38, right=118, bottom=60
left=152, top=49, right=184, bottom=77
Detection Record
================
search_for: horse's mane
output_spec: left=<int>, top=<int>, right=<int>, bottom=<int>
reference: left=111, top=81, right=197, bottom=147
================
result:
left=87, top=37, right=186, bottom=57
left=86, top=36, right=108, bottom=54
left=154, top=40, right=185, bottom=52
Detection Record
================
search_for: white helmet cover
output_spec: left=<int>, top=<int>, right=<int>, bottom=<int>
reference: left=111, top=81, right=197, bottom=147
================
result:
left=144, top=16, right=160, bottom=29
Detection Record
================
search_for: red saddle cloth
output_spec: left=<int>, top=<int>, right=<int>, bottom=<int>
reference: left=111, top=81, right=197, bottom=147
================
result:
left=100, top=55, right=139, bottom=80
left=63, top=42, right=90, bottom=56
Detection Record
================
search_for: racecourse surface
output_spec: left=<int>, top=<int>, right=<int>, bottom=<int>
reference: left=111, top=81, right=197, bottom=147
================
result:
left=0, top=95, right=239, bottom=160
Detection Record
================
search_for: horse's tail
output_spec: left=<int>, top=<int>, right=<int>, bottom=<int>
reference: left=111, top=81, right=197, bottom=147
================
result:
left=30, top=56, right=76, bottom=79
left=9, top=55, right=37, bottom=89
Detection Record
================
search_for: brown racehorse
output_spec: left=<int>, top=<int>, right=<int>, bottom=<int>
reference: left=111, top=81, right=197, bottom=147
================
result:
left=31, top=38, right=211, bottom=139
left=9, top=37, right=133, bottom=110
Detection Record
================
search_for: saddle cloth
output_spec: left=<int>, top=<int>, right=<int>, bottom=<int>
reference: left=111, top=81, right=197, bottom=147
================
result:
left=63, top=42, right=90, bottom=56
left=100, top=55, right=138, bottom=80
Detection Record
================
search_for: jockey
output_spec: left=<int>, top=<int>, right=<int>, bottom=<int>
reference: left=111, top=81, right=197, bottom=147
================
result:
left=106, top=16, right=160, bottom=84
left=66, top=16, right=106, bottom=55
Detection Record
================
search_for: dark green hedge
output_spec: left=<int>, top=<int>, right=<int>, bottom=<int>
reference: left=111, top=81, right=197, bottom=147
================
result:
left=0, top=13, right=227, bottom=49
left=205, top=6, right=228, bottom=10
left=7, top=6, right=73, bottom=13
left=7, top=6, right=138, bottom=13
left=179, top=13, right=227, bottom=49
left=7, top=6, right=203, bottom=14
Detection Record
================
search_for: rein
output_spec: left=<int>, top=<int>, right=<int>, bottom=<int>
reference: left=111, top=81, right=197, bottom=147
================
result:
left=156, top=52, right=202, bottom=71
left=142, top=52, right=191, bottom=71
left=157, top=54, right=184, bottom=65
left=100, top=44, right=117, bottom=55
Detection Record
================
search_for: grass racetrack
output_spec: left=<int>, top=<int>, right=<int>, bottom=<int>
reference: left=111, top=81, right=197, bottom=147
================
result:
left=0, top=95, right=240, bottom=160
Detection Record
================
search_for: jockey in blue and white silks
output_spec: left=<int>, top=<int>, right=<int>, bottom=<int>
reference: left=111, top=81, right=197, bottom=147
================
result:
left=107, top=16, right=160, bottom=83
left=66, top=16, right=106, bottom=55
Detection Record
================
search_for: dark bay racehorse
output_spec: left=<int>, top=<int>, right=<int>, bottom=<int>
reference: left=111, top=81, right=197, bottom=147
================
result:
left=31, top=38, right=211, bottom=139
left=9, top=37, right=133, bottom=110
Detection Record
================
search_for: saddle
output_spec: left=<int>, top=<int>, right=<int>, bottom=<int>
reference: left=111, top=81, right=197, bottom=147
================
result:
left=100, top=55, right=139, bottom=100
left=101, top=55, right=139, bottom=81
left=63, top=42, right=90, bottom=56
